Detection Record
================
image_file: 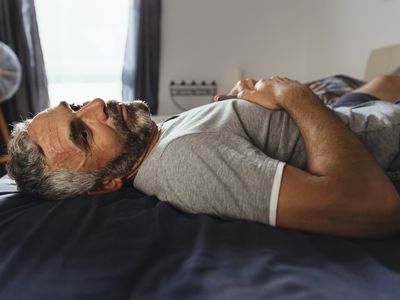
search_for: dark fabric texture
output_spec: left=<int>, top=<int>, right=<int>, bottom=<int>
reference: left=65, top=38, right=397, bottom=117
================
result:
left=330, top=92, right=379, bottom=108
left=0, top=0, right=49, bottom=128
left=306, top=74, right=366, bottom=105
left=0, top=175, right=399, bottom=300
left=122, top=0, right=161, bottom=114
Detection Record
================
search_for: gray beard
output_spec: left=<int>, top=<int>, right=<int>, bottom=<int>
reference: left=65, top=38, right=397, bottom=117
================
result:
left=98, top=100, right=153, bottom=181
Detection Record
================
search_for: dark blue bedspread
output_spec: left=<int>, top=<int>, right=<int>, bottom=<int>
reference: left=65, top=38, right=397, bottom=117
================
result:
left=0, top=175, right=399, bottom=300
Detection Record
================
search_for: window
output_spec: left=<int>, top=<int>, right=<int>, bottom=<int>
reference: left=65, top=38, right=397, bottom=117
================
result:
left=35, top=0, right=130, bottom=106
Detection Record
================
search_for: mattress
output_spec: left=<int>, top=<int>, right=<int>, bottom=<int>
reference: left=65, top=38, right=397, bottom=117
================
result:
left=0, top=174, right=399, bottom=300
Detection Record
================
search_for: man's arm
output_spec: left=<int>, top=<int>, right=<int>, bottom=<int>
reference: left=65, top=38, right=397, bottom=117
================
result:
left=236, top=77, right=400, bottom=238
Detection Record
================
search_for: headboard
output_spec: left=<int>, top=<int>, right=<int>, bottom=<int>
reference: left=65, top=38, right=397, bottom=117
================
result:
left=365, top=43, right=400, bottom=81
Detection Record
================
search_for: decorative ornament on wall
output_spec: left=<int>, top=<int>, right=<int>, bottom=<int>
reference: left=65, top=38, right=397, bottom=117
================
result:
left=169, top=80, right=217, bottom=111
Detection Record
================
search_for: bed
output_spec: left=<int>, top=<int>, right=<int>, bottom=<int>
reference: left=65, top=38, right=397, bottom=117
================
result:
left=1, top=175, right=400, bottom=300
left=1, top=47, right=400, bottom=299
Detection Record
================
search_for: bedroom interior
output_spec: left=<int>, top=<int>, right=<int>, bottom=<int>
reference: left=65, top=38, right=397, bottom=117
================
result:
left=1, top=0, right=400, bottom=299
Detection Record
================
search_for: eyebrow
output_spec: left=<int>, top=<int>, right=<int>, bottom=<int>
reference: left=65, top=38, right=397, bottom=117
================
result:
left=60, top=101, right=70, bottom=109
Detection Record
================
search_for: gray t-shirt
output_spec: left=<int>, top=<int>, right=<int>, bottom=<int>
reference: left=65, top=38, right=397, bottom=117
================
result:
left=134, top=99, right=400, bottom=225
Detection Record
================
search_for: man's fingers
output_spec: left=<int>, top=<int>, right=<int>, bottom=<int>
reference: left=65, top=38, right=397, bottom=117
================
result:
left=213, top=94, right=225, bottom=101
left=230, top=80, right=251, bottom=96
left=237, top=89, right=256, bottom=102
left=216, top=79, right=255, bottom=102
left=214, top=94, right=238, bottom=101
left=245, top=78, right=256, bottom=89
left=229, top=80, right=242, bottom=95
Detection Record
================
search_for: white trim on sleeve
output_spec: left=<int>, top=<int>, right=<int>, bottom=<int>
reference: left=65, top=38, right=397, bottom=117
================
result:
left=269, top=162, right=286, bottom=227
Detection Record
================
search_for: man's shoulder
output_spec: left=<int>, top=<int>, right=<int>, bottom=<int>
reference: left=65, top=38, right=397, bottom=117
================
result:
left=178, top=98, right=268, bottom=117
left=158, top=100, right=258, bottom=144
left=156, top=131, right=222, bottom=156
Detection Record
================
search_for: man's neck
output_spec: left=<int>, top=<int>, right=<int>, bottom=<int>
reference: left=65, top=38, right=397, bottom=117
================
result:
left=124, top=121, right=160, bottom=183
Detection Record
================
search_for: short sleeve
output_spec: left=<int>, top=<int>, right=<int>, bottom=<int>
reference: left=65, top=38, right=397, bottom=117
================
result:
left=156, top=133, right=285, bottom=225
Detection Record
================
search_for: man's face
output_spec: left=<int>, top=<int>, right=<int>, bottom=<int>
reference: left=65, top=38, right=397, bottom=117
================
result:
left=28, top=98, right=153, bottom=173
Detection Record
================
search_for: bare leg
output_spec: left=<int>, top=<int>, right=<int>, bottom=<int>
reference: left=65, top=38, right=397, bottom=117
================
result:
left=352, top=74, right=400, bottom=102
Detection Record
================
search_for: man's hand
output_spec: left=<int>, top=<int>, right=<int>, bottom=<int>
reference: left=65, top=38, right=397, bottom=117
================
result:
left=213, top=78, right=255, bottom=102
left=215, top=77, right=316, bottom=111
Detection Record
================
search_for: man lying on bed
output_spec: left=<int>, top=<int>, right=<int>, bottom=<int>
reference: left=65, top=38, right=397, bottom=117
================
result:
left=6, top=74, right=400, bottom=238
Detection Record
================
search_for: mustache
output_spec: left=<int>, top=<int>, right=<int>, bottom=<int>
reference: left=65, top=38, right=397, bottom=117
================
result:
left=105, top=101, right=126, bottom=132
left=105, top=100, right=151, bottom=132
left=105, top=100, right=150, bottom=113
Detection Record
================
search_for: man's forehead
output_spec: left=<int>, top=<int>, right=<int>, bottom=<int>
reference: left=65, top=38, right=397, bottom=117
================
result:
left=27, top=107, right=86, bottom=170
left=28, top=106, right=61, bottom=139
left=28, top=109, right=51, bottom=141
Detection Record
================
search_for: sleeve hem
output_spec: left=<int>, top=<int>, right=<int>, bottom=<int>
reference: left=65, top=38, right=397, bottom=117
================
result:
left=268, top=162, right=286, bottom=226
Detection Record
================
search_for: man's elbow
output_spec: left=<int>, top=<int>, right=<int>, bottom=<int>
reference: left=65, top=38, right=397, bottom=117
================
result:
left=337, top=178, right=400, bottom=238
left=380, top=192, right=400, bottom=236
left=362, top=187, right=400, bottom=238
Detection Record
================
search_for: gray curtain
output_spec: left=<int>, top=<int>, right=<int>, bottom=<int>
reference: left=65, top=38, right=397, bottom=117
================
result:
left=0, top=0, right=49, bottom=125
left=122, top=0, right=161, bottom=114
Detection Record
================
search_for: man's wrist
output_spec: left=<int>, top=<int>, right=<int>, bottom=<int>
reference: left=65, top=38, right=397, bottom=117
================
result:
left=279, top=86, right=320, bottom=111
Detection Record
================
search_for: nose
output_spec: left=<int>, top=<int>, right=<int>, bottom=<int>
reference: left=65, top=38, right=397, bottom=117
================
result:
left=76, top=98, right=108, bottom=122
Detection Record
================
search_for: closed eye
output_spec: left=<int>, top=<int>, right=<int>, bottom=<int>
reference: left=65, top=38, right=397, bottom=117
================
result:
left=81, top=128, right=88, bottom=141
left=70, top=119, right=91, bottom=152
left=80, top=127, right=89, bottom=148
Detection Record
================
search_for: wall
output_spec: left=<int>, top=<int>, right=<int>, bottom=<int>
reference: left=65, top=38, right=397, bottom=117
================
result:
left=158, top=0, right=307, bottom=115
left=158, top=0, right=400, bottom=115
left=303, top=0, right=400, bottom=81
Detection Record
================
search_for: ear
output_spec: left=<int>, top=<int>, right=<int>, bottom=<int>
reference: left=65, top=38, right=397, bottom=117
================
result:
left=87, top=178, right=124, bottom=196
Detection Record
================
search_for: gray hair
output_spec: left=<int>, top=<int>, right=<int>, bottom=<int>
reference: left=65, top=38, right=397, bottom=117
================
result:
left=6, top=120, right=101, bottom=200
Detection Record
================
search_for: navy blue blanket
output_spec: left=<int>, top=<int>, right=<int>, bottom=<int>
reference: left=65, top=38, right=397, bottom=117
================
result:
left=0, top=175, right=400, bottom=300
